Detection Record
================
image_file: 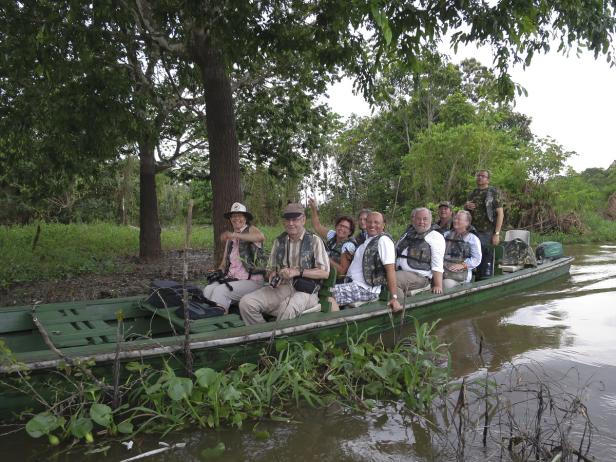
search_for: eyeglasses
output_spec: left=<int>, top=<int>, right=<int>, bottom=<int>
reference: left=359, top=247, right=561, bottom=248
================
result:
left=476, top=173, right=489, bottom=178
left=336, top=223, right=351, bottom=230
left=284, top=216, right=304, bottom=223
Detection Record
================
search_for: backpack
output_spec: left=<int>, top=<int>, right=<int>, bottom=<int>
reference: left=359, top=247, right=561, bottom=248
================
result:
left=502, top=239, right=537, bottom=267
left=144, top=279, right=207, bottom=309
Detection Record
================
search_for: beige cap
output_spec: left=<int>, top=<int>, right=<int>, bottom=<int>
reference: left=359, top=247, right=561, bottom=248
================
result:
left=282, top=202, right=305, bottom=219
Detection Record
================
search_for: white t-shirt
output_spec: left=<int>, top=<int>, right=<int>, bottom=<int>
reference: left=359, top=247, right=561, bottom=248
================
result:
left=443, top=230, right=482, bottom=282
left=326, top=230, right=357, bottom=255
left=348, top=234, right=396, bottom=294
left=396, top=229, right=445, bottom=278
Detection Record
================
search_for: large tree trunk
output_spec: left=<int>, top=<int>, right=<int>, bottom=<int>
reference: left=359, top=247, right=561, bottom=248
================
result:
left=139, top=140, right=162, bottom=260
left=191, top=33, right=242, bottom=262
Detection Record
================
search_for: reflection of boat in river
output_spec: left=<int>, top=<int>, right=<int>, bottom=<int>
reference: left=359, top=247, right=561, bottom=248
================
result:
left=0, top=255, right=572, bottom=416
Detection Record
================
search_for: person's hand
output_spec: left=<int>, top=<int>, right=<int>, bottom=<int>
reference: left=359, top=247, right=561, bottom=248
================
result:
left=388, top=298, right=402, bottom=312
left=308, top=197, right=317, bottom=209
left=431, top=286, right=443, bottom=294
left=279, top=267, right=299, bottom=280
left=465, top=201, right=476, bottom=210
left=446, top=263, right=465, bottom=272
left=491, top=233, right=501, bottom=246
left=220, top=231, right=234, bottom=242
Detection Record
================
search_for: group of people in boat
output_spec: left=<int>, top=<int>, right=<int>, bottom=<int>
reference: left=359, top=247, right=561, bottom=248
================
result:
left=205, top=170, right=504, bottom=325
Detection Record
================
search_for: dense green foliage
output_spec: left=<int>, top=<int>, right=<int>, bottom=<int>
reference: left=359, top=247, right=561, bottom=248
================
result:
left=1, top=325, right=449, bottom=446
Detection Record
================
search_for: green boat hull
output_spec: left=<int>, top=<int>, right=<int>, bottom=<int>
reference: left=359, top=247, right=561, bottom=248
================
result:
left=0, top=257, right=572, bottom=418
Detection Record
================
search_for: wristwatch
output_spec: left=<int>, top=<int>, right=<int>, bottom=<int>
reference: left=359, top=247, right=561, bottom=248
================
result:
left=392, top=294, right=398, bottom=299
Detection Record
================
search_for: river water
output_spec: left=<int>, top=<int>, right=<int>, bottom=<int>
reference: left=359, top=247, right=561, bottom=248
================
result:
left=4, top=244, right=616, bottom=461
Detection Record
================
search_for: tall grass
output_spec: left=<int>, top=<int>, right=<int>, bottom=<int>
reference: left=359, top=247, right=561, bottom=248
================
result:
left=0, top=223, right=290, bottom=288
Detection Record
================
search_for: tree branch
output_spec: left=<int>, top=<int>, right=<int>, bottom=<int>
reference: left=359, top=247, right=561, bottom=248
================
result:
left=131, top=0, right=187, bottom=56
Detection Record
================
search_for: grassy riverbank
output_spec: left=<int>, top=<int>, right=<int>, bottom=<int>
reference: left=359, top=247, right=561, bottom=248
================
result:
left=1, top=223, right=285, bottom=289
left=2, top=218, right=614, bottom=289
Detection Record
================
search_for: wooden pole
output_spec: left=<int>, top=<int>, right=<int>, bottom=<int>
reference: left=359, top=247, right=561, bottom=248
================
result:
left=182, top=200, right=194, bottom=376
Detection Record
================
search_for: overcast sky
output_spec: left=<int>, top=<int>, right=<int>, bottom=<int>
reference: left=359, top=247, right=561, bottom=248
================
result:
left=326, top=44, right=616, bottom=172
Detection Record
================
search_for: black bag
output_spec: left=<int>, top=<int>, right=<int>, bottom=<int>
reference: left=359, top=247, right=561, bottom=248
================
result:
left=292, top=277, right=320, bottom=294
left=175, top=302, right=225, bottom=320
left=145, top=279, right=206, bottom=308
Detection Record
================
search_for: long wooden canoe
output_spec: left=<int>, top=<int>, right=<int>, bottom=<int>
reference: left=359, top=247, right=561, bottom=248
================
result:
left=0, top=256, right=572, bottom=416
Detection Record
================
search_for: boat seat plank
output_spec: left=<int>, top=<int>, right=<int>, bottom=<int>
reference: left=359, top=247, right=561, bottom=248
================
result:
left=42, top=319, right=118, bottom=348
left=31, top=296, right=143, bottom=312
left=35, top=303, right=145, bottom=324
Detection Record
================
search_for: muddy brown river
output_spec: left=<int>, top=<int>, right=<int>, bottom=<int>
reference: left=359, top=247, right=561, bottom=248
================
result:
left=3, top=244, right=615, bottom=461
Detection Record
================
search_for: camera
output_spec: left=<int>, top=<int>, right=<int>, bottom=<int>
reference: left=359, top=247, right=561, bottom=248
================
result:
left=206, top=269, right=224, bottom=284
left=270, top=273, right=281, bottom=288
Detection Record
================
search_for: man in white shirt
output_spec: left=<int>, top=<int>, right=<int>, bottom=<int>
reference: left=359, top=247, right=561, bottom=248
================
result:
left=329, top=212, right=401, bottom=312
left=395, top=207, right=445, bottom=298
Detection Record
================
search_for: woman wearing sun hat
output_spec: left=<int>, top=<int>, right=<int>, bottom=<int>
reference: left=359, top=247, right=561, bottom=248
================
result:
left=202, top=202, right=266, bottom=314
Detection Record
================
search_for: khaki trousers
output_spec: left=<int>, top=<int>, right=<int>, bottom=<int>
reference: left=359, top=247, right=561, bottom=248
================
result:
left=203, top=279, right=262, bottom=310
left=395, top=270, right=430, bottom=301
left=239, top=282, right=319, bottom=325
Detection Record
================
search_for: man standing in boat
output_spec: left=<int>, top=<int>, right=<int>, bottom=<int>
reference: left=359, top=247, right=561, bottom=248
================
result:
left=395, top=207, right=446, bottom=298
left=328, top=212, right=401, bottom=312
left=464, top=170, right=504, bottom=278
left=239, top=203, right=330, bottom=325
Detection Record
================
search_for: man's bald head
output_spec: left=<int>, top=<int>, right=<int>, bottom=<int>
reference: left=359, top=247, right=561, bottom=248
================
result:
left=366, top=211, right=385, bottom=237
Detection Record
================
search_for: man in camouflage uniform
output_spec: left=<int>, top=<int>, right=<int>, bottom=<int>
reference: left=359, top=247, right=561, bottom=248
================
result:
left=464, top=170, right=504, bottom=278
left=239, top=203, right=330, bottom=325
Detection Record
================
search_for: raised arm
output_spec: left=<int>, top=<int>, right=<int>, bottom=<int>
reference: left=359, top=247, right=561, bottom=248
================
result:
left=308, top=197, right=329, bottom=239
left=220, top=225, right=265, bottom=244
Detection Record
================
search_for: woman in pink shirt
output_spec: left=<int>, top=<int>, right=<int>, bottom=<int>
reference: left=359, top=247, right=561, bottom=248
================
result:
left=203, top=202, right=266, bottom=314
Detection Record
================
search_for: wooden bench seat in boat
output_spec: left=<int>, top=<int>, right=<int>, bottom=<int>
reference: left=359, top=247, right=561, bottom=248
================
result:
left=30, top=297, right=171, bottom=348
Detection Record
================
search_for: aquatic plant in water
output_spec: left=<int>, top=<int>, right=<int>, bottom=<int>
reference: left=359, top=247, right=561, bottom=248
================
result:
left=0, top=320, right=450, bottom=448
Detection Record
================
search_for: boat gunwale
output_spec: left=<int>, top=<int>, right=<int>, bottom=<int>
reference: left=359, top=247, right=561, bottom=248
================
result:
left=1, top=257, right=573, bottom=373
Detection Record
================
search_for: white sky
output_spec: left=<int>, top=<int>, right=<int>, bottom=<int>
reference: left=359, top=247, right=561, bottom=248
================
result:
left=326, top=44, right=616, bottom=172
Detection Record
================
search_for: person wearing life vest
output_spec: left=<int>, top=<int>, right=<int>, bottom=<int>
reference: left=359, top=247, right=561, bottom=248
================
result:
left=328, top=212, right=401, bottom=312
left=442, top=210, right=482, bottom=289
left=354, top=208, right=372, bottom=246
left=395, top=207, right=446, bottom=298
left=464, top=170, right=504, bottom=278
left=436, top=201, right=453, bottom=234
left=239, top=202, right=330, bottom=325
left=307, top=197, right=356, bottom=281
left=203, top=202, right=266, bottom=314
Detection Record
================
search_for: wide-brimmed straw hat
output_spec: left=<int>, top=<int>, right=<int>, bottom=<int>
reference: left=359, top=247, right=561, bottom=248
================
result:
left=224, top=202, right=253, bottom=221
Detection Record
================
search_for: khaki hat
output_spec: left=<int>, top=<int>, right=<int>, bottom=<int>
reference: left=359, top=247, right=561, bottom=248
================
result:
left=282, top=202, right=305, bottom=219
left=224, top=202, right=253, bottom=221
left=438, top=201, right=453, bottom=209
